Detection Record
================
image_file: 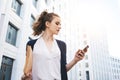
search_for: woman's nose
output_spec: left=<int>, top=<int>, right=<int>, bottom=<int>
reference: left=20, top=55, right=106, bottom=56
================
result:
left=58, top=25, right=61, bottom=29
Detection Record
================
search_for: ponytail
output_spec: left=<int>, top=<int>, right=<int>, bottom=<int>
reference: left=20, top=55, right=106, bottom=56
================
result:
left=32, top=11, right=48, bottom=36
left=32, top=10, right=59, bottom=36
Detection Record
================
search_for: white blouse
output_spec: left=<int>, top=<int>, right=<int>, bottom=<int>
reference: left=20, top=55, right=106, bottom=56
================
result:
left=32, top=37, right=61, bottom=80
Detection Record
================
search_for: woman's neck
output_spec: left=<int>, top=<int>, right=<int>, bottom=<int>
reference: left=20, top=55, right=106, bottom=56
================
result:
left=42, top=31, right=54, bottom=51
left=42, top=31, right=54, bottom=42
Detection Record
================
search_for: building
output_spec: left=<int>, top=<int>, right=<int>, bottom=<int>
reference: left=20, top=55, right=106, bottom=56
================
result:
left=87, top=28, right=112, bottom=80
left=110, top=57, right=120, bottom=80
left=0, top=0, right=64, bottom=80
left=78, top=28, right=120, bottom=80
left=1, top=0, right=119, bottom=80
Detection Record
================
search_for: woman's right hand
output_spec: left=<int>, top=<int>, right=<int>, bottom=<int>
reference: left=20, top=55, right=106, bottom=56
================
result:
left=24, top=71, right=32, bottom=77
left=22, top=72, right=32, bottom=80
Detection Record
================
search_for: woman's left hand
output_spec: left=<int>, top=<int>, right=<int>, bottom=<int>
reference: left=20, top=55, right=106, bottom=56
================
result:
left=74, top=49, right=86, bottom=63
left=66, top=46, right=89, bottom=71
left=74, top=45, right=89, bottom=62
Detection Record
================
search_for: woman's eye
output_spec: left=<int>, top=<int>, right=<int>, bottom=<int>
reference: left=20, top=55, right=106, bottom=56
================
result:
left=56, top=22, right=59, bottom=25
left=56, top=22, right=61, bottom=25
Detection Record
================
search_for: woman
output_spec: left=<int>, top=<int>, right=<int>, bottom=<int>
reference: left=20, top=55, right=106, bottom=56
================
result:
left=23, top=11, right=88, bottom=80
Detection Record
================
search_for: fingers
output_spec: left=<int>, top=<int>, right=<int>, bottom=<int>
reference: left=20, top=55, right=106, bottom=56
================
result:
left=76, top=49, right=85, bottom=59
left=74, top=47, right=89, bottom=62
left=25, top=72, right=32, bottom=77
left=78, top=50, right=84, bottom=57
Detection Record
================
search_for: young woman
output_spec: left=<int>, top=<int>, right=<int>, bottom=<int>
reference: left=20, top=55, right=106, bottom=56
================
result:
left=23, top=11, right=88, bottom=80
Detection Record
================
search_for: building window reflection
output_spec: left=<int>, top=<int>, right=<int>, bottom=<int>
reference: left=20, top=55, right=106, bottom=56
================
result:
left=11, top=0, right=22, bottom=16
left=32, top=0, right=38, bottom=8
left=85, top=62, right=89, bottom=68
left=30, top=14, right=35, bottom=27
left=6, top=22, right=18, bottom=46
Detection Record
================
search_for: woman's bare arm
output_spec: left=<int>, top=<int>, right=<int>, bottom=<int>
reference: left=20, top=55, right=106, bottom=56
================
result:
left=66, top=46, right=89, bottom=71
left=23, top=45, right=32, bottom=76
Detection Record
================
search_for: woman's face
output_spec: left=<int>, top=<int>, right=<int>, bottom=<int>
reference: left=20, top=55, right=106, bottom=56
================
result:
left=46, top=16, right=61, bottom=35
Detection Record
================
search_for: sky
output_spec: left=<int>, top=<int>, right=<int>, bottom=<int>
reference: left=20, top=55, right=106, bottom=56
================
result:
left=70, top=0, right=120, bottom=58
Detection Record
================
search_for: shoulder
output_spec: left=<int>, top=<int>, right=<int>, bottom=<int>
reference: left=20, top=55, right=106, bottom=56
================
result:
left=26, top=39, right=38, bottom=50
left=27, top=39, right=38, bottom=46
left=56, top=39, right=66, bottom=44
left=56, top=39, right=66, bottom=45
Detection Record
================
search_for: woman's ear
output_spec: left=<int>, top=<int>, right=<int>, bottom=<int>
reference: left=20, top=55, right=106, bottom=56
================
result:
left=45, top=21, right=50, bottom=28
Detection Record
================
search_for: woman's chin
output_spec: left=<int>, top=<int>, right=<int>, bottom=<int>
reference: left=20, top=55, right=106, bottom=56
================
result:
left=54, top=33, right=59, bottom=35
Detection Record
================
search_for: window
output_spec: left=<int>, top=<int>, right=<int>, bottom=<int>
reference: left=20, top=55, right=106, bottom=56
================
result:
left=45, top=0, right=49, bottom=5
left=6, top=23, right=18, bottom=46
left=86, top=71, right=90, bottom=80
left=83, top=40, right=87, bottom=45
left=79, top=71, right=81, bottom=76
left=11, top=0, right=22, bottom=16
left=30, top=15, right=35, bottom=27
left=79, top=63, right=81, bottom=68
left=85, top=62, right=89, bottom=68
left=52, top=6, right=55, bottom=12
left=0, top=56, right=14, bottom=80
left=32, top=0, right=38, bottom=8
left=85, top=55, right=88, bottom=60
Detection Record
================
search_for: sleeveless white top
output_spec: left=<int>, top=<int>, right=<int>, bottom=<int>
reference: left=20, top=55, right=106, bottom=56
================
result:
left=32, top=37, right=61, bottom=80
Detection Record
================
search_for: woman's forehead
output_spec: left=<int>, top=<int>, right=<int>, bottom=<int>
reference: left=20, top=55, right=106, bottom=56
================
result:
left=53, top=16, right=61, bottom=21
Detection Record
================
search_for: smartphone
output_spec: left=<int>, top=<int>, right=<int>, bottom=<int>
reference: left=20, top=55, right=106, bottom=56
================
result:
left=82, top=45, right=89, bottom=52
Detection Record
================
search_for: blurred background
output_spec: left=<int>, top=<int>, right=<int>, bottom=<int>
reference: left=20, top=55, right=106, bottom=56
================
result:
left=0, top=0, right=120, bottom=80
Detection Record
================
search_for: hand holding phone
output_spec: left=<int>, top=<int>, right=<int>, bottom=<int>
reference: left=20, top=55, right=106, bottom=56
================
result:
left=82, top=45, right=89, bottom=52
left=74, top=45, right=89, bottom=62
